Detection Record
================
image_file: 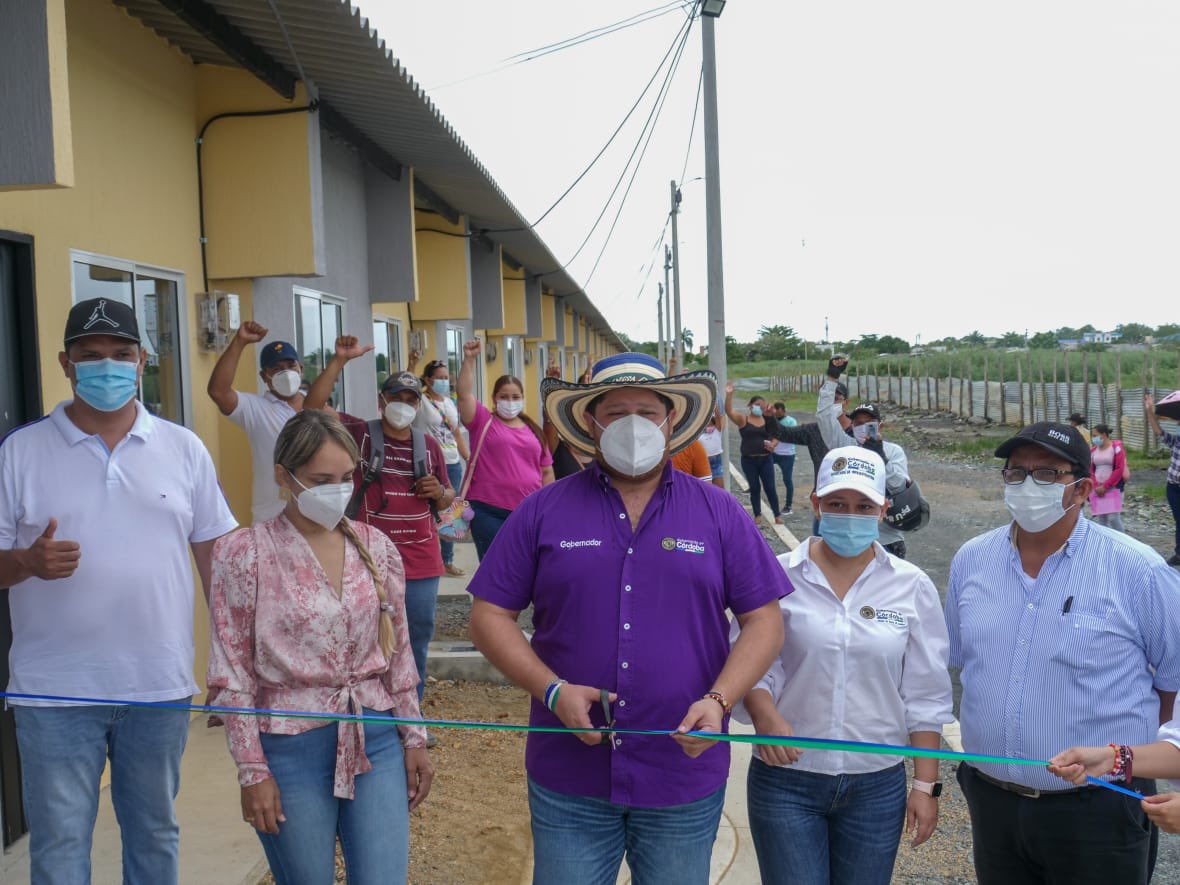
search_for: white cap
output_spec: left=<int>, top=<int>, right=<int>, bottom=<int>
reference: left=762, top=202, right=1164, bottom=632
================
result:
left=816, top=446, right=887, bottom=506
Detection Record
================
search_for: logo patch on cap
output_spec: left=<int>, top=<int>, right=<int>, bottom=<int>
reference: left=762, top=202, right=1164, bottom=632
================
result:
left=1047, top=428, right=1071, bottom=444
left=832, top=457, right=848, bottom=472
left=83, top=300, right=119, bottom=330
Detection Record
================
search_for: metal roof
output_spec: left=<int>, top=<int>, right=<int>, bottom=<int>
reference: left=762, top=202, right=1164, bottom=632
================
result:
left=112, top=0, right=623, bottom=347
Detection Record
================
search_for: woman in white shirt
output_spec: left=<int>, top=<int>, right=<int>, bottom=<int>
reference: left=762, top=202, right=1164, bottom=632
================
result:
left=698, top=405, right=726, bottom=488
left=1049, top=722, right=1180, bottom=832
left=735, top=446, right=954, bottom=885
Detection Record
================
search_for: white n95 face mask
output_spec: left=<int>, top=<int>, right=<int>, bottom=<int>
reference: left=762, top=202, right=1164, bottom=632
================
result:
left=383, top=400, right=417, bottom=430
left=1004, top=476, right=1080, bottom=534
left=288, top=471, right=354, bottom=530
left=596, top=414, right=670, bottom=478
left=271, top=369, right=302, bottom=398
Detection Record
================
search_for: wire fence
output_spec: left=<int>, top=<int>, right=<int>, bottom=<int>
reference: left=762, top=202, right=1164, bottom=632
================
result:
left=769, top=373, right=1179, bottom=454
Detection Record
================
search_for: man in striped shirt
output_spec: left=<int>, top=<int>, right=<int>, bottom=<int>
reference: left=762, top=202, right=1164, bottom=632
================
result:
left=945, top=421, right=1180, bottom=885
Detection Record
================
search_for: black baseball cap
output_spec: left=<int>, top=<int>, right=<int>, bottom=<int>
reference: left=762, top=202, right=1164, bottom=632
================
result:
left=259, top=340, right=300, bottom=370
left=835, top=382, right=850, bottom=400
left=64, top=298, right=140, bottom=345
left=381, top=371, right=422, bottom=398
left=849, top=402, right=881, bottom=421
left=995, top=421, right=1091, bottom=474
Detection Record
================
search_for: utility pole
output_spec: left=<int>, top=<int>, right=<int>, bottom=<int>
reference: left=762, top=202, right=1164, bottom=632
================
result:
left=701, top=2, right=728, bottom=486
left=663, top=246, right=674, bottom=368
left=657, top=283, right=666, bottom=365
left=670, top=180, right=684, bottom=368
left=824, top=315, right=830, bottom=345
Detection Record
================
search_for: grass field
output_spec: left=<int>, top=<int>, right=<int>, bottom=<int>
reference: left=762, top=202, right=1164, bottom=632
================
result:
left=721, top=349, right=1180, bottom=389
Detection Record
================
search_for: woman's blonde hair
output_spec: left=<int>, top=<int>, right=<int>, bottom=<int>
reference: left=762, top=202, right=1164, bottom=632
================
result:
left=274, top=410, right=396, bottom=658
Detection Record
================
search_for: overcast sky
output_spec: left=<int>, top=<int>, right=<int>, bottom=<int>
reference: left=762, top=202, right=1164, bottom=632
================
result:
left=362, top=1, right=1180, bottom=346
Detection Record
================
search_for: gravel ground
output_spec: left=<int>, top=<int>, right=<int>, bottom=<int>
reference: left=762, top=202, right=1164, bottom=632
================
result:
left=739, top=408, right=1180, bottom=882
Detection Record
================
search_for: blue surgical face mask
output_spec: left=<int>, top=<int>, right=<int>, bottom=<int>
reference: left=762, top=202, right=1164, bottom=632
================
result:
left=750, top=405, right=763, bottom=417
left=431, top=379, right=450, bottom=397
left=818, top=512, right=880, bottom=557
left=71, top=358, right=139, bottom=412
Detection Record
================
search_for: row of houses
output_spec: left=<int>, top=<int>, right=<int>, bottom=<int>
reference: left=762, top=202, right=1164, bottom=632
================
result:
left=0, top=0, right=625, bottom=849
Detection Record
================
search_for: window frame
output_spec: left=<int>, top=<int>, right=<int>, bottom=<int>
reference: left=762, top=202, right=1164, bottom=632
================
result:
left=293, top=285, right=347, bottom=412
left=68, top=249, right=192, bottom=428
left=372, top=315, right=404, bottom=389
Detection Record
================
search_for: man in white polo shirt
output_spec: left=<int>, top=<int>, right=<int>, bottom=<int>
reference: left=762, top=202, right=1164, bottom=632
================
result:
left=207, top=319, right=305, bottom=522
left=0, top=298, right=237, bottom=885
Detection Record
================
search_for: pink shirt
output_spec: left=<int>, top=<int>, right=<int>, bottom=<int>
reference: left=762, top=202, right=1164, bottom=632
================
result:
left=206, top=514, right=426, bottom=799
left=465, top=401, right=553, bottom=511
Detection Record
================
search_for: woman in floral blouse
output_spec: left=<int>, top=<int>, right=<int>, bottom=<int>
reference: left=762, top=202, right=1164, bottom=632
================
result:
left=208, top=410, right=433, bottom=883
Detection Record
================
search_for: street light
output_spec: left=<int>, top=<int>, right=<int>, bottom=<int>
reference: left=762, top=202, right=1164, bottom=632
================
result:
left=701, top=0, right=728, bottom=486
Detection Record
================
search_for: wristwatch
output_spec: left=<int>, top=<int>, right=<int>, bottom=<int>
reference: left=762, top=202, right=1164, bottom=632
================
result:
left=912, top=779, right=943, bottom=798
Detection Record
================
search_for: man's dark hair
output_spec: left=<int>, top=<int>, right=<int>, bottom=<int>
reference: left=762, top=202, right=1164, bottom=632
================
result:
left=773, top=402, right=785, bottom=410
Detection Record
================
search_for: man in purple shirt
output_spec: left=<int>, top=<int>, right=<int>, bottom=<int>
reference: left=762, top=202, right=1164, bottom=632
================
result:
left=469, top=352, right=789, bottom=884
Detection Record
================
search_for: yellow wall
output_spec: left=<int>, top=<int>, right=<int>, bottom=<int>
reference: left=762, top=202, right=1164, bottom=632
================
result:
left=564, top=308, right=575, bottom=347
left=488, top=268, right=526, bottom=335
left=0, top=0, right=242, bottom=691
left=540, top=293, right=557, bottom=341
left=413, top=209, right=470, bottom=320
left=197, top=67, right=320, bottom=279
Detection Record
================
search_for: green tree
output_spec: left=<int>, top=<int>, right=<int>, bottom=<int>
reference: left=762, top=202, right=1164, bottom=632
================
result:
left=1156, top=323, right=1180, bottom=339
left=998, top=331, right=1026, bottom=347
left=752, top=324, right=803, bottom=361
left=960, top=330, right=986, bottom=346
left=1115, top=322, right=1152, bottom=344
left=681, top=328, right=694, bottom=352
left=1028, top=331, right=1058, bottom=349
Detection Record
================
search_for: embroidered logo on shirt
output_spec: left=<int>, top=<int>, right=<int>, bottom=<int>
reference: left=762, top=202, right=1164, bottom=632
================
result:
left=859, top=605, right=876, bottom=620
left=559, top=539, right=603, bottom=549
left=663, top=538, right=706, bottom=555
left=873, top=608, right=907, bottom=627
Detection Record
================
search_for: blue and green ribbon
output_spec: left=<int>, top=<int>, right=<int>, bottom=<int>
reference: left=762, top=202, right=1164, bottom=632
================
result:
left=0, top=692, right=1142, bottom=799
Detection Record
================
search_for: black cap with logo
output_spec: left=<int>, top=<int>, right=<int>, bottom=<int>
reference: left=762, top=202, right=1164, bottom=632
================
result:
left=64, top=298, right=140, bottom=345
left=994, top=421, right=1091, bottom=474
left=381, top=371, right=422, bottom=398
left=849, top=402, right=881, bottom=421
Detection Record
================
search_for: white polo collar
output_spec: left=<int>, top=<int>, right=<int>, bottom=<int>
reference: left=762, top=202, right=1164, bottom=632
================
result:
left=51, top=400, right=155, bottom=447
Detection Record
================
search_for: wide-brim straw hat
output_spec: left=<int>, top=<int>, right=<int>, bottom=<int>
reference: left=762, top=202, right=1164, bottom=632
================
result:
left=541, top=352, right=717, bottom=456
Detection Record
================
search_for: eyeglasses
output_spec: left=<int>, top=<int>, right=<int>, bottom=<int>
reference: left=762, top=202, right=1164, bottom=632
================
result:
left=1001, top=467, right=1078, bottom=485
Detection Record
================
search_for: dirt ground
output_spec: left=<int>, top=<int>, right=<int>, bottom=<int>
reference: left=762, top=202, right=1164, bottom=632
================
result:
left=277, top=409, right=1180, bottom=883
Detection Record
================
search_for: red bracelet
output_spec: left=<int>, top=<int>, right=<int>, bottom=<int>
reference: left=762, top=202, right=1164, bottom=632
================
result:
left=703, top=691, right=732, bottom=714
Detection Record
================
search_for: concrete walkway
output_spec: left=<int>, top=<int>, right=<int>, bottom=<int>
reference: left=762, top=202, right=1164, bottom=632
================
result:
left=0, top=715, right=267, bottom=884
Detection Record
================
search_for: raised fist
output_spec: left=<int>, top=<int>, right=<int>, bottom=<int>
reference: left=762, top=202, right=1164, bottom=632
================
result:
left=237, top=321, right=268, bottom=344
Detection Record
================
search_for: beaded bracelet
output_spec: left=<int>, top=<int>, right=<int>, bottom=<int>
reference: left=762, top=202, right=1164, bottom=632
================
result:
left=703, top=690, right=732, bottom=714
left=1108, top=743, right=1134, bottom=782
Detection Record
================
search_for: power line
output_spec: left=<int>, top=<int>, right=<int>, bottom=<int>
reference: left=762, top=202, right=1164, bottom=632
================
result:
left=429, top=2, right=687, bottom=92
left=582, top=12, right=696, bottom=289
left=678, top=64, right=704, bottom=186
left=505, top=1, right=687, bottom=64
left=531, top=8, right=695, bottom=227
left=554, top=7, right=697, bottom=275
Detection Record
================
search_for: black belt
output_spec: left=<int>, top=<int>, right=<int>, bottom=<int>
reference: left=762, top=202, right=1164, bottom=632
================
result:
left=969, top=765, right=1099, bottom=799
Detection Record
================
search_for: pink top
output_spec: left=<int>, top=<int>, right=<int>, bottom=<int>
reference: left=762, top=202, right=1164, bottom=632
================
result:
left=1089, top=441, right=1126, bottom=516
left=206, top=514, right=426, bottom=800
left=465, top=401, right=553, bottom=511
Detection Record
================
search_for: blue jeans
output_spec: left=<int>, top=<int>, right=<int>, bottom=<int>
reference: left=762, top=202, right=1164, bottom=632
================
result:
left=470, top=499, right=512, bottom=561
left=528, top=778, right=725, bottom=885
left=747, top=759, right=906, bottom=885
left=257, top=709, right=409, bottom=884
left=773, top=453, right=796, bottom=509
left=740, top=455, right=781, bottom=518
left=440, top=461, right=464, bottom=565
left=14, top=698, right=192, bottom=885
left=404, top=576, right=440, bottom=702
left=707, top=453, right=725, bottom=481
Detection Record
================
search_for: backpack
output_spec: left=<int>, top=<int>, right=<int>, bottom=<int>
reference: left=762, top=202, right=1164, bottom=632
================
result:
left=346, top=419, right=432, bottom=520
